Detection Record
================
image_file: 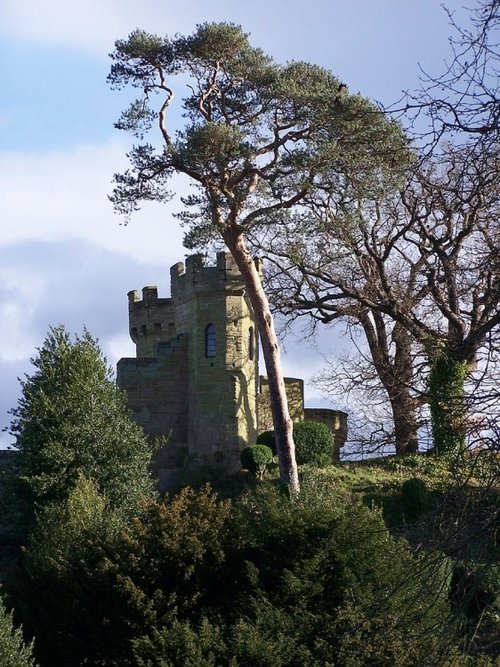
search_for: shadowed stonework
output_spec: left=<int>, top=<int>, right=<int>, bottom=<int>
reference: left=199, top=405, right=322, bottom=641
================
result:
left=118, top=252, right=347, bottom=489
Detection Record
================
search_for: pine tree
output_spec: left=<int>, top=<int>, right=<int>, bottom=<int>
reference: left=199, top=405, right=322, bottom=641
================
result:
left=0, top=595, right=35, bottom=667
left=8, top=325, right=155, bottom=527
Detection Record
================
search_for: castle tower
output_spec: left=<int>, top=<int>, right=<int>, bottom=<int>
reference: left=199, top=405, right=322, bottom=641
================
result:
left=118, top=252, right=260, bottom=484
left=170, top=252, right=260, bottom=469
left=118, top=251, right=347, bottom=489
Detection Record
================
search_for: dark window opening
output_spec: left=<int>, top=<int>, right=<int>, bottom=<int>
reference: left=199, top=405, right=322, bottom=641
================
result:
left=249, top=326, right=255, bottom=361
left=205, top=323, right=217, bottom=358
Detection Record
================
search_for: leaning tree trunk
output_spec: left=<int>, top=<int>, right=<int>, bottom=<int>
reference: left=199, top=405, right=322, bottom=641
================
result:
left=223, top=231, right=300, bottom=494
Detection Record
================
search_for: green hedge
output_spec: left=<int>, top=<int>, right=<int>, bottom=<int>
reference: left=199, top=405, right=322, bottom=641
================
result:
left=256, top=421, right=334, bottom=467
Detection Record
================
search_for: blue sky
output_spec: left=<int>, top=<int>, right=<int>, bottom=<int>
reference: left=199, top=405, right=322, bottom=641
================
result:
left=0, top=0, right=470, bottom=446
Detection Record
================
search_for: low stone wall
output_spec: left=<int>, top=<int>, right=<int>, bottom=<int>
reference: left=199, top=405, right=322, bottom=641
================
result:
left=258, top=376, right=304, bottom=434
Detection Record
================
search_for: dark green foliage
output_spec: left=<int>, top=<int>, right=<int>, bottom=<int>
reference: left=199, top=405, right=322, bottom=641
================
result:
left=13, top=478, right=127, bottom=666
left=450, top=563, right=500, bottom=632
left=241, top=445, right=273, bottom=478
left=428, top=350, right=468, bottom=454
left=0, top=595, right=35, bottom=667
left=7, top=456, right=499, bottom=666
left=132, top=618, right=228, bottom=667
left=13, top=483, right=230, bottom=667
left=256, top=430, right=276, bottom=454
left=258, top=421, right=337, bottom=468
left=401, top=477, right=430, bottom=521
left=127, top=482, right=457, bottom=665
left=224, top=486, right=452, bottom=666
left=293, top=421, right=334, bottom=466
left=7, top=325, right=155, bottom=527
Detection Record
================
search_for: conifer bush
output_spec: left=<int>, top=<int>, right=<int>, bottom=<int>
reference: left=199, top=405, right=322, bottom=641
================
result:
left=293, top=421, right=334, bottom=467
left=7, top=325, right=155, bottom=529
left=0, top=595, right=35, bottom=667
left=241, top=445, right=273, bottom=479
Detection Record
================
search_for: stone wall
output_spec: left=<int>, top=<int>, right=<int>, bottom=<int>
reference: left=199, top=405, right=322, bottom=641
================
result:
left=257, top=377, right=304, bottom=434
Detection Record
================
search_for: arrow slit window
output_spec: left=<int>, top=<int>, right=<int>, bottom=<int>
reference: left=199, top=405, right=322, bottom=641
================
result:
left=205, top=323, right=217, bottom=358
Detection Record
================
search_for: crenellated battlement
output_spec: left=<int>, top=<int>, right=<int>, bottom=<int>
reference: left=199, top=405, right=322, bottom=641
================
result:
left=170, top=251, right=262, bottom=300
left=128, top=285, right=176, bottom=357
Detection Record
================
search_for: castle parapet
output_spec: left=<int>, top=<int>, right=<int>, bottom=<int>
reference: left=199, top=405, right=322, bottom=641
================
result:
left=127, top=285, right=176, bottom=357
left=170, top=252, right=262, bottom=299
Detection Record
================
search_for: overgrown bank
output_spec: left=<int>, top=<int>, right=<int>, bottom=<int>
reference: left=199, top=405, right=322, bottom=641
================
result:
left=0, top=450, right=498, bottom=667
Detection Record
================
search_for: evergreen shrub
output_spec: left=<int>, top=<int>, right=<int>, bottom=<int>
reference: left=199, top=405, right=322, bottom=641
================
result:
left=293, top=421, right=334, bottom=467
left=401, top=477, right=430, bottom=520
left=0, top=596, right=35, bottom=667
left=255, top=430, right=276, bottom=454
left=241, top=445, right=273, bottom=478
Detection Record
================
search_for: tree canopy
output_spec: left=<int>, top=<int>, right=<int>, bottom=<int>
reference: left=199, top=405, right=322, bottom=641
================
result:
left=7, top=326, right=155, bottom=526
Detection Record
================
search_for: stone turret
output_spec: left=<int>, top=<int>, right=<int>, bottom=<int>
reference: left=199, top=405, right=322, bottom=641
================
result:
left=127, top=286, right=176, bottom=357
left=118, top=252, right=347, bottom=489
left=171, top=252, right=260, bottom=469
left=118, top=252, right=261, bottom=487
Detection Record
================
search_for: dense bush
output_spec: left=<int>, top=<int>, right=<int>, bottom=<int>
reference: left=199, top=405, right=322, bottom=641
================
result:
left=293, top=421, right=334, bottom=466
left=12, top=483, right=231, bottom=667
left=11, top=477, right=127, bottom=666
left=257, top=423, right=335, bottom=467
left=401, top=477, right=430, bottom=520
left=256, top=430, right=276, bottom=454
left=8, top=468, right=498, bottom=666
left=241, top=445, right=273, bottom=478
left=0, top=595, right=35, bottom=667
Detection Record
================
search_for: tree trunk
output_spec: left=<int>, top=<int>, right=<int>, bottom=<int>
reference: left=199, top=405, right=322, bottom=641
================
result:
left=361, top=315, right=420, bottom=455
left=390, top=398, right=419, bottom=454
left=428, top=350, right=468, bottom=454
left=223, top=231, right=300, bottom=495
left=390, top=323, right=419, bottom=454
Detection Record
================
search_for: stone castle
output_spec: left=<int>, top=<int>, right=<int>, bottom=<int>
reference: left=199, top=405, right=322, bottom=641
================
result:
left=117, top=252, right=347, bottom=488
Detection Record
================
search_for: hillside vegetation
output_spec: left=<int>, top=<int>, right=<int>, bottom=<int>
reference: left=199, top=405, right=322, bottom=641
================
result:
left=1, top=448, right=498, bottom=667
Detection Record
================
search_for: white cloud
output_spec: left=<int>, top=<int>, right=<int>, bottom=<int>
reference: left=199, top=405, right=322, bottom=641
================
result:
left=0, top=268, right=47, bottom=361
left=0, top=302, right=37, bottom=362
left=0, top=0, right=205, bottom=55
left=0, top=139, right=187, bottom=266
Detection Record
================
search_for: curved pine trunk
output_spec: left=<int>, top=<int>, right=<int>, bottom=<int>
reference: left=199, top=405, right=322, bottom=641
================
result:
left=223, top=232, right=300, bottom=494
